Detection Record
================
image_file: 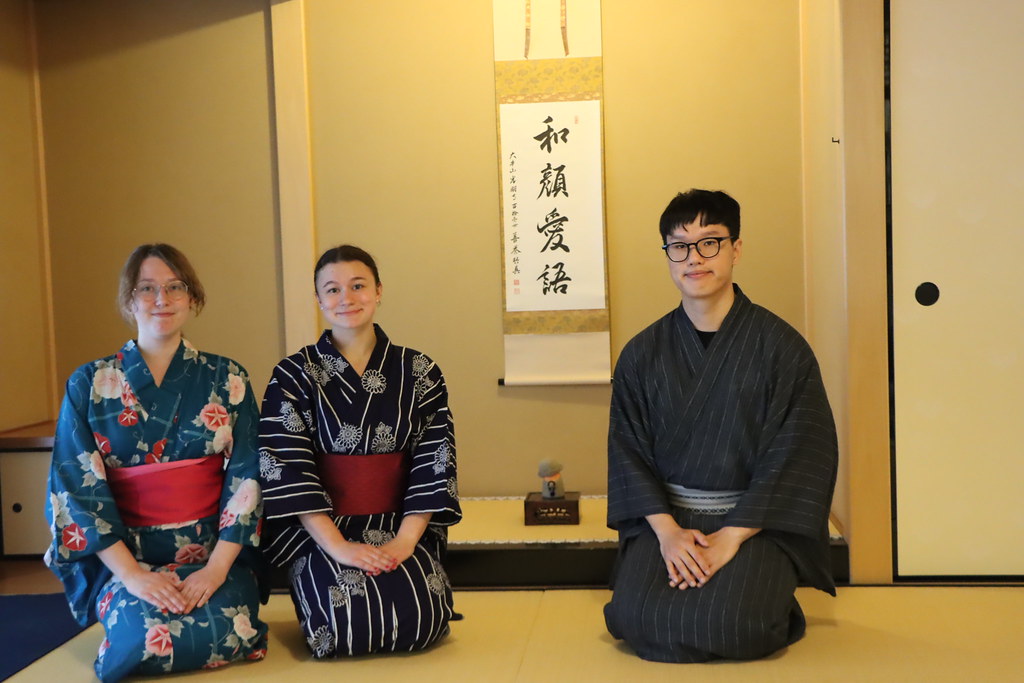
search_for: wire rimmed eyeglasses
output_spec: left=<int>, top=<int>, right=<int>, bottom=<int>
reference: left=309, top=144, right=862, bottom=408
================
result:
left=661, top=236, right=733, bottom=262
left=133, top=281, right=189, bottom=302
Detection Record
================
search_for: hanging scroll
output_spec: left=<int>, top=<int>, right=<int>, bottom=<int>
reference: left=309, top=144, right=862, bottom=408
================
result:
left=493, top=0, right=610, bottom=385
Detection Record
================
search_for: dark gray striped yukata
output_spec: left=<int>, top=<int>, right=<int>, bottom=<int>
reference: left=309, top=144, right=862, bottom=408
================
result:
left=605, top=286, right=838, bottom=662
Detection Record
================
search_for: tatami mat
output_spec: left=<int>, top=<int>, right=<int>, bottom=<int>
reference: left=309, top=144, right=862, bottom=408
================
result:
left=11, top=586, right=1023, bottom=682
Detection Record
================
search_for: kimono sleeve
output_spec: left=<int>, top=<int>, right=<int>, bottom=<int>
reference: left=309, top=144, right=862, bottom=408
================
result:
left=258, top=356, right=331, bottom=520
left=45, top=366, right=126, bottom=624
left=216, top=362, right=264, bottom=547
left=404, top=360, right=461, bottom=526
left=46, top=367, right=128, bottom=564
left=606, top=339, right=673, bottom=533
left=723, top=335, right=839, bottom=592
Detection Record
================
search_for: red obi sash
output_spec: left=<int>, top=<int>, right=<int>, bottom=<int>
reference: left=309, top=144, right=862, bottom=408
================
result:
left=319, top=452, right=407, bottom=516
left=107, top=455, right=224, bottom=527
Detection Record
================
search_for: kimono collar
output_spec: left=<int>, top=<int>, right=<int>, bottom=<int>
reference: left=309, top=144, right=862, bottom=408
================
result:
left=315, top=324, right=392, bottom=368
left=675, top=284, right=750, bottom=348
left=119, top=338, right=196, bottom=395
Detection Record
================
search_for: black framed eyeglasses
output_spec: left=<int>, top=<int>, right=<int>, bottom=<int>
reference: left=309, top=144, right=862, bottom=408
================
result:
left=661, top=236, right=733, bottom=262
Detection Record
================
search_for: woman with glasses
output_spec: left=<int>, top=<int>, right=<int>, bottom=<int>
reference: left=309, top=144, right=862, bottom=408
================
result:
left=45, top=244, right=268, bottom=681
left=258, top=244, right=461, bottom=658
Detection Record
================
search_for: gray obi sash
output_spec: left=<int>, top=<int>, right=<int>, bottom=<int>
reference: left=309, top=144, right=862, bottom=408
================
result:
left=665, top=483, right=744, bottom=514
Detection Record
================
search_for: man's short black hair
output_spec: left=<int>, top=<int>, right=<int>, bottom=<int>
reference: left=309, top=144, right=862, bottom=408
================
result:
left=659, top=189, right=741, bottom=241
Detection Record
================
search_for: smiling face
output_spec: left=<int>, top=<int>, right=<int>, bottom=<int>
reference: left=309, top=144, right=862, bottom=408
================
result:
left=666, top=219, right=742, bottom=311
left=315, top=260, right=382, bottom=335
left=131, top=256, right=192, bottom=344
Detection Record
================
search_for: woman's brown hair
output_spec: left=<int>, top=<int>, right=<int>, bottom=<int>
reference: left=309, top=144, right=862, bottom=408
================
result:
left=118, top=244, right=206, bottom=323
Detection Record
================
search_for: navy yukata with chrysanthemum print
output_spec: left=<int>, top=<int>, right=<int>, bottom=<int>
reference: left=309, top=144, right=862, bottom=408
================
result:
left=259, top=325, right=461, bottom=657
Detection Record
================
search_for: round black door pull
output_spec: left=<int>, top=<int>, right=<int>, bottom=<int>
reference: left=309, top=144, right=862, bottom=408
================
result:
left=12, top=503, right=23, bottom=513
left=915, top=282, right=940, bottom=306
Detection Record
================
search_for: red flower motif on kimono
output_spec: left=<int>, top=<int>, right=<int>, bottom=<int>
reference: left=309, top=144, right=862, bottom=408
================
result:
left=255, top=517, right=264, bottom=538
left=152, top=439, right=167, bottom=457
left=247, top=648, right=267, bottom=661
left=203, top=660, right=229, bottom=669
left=219, top=508, right=237, bottom=530
left=174, top=543, right=209, bottom=564
left=199, top=403, right=230, bottom=431
left=120, top=374, right=138, bottom=408
left=93, top=432, right=111, bottom=455
left=121, top=387, right=138, bottom=409
left=144, top=624, right=174, bottom=657
left=98, top=638, right=110, bottom=659
left=118, top=408, right=138, bottom=427
left=62, top=524, right=87, bottom=552
left=98, top=591, right=113, bottom=618
left=145, top=452, right=161, bottom=464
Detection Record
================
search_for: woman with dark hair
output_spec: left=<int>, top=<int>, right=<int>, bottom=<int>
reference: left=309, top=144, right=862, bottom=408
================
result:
left=259, top=244, right=461, bottom=657
left=45, top=244, right=268, bottom=681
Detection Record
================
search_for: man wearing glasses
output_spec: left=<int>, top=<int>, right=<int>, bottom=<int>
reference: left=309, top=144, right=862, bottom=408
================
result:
left=604, top=189, right=838, bottom=662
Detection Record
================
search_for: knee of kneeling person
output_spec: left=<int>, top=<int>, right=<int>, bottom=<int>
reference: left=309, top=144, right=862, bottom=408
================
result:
left=707, top=609, right=792, bottom=660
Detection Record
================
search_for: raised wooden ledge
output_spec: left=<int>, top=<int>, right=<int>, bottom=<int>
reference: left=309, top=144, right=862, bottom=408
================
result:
left=0, top=421, right=55, bottom=450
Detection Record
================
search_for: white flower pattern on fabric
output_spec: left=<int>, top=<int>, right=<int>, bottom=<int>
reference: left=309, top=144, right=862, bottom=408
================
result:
left=360, top=369, right=386, bottom=394
left=446, top=477, right=459, bottom=500
left=320, top=354, right=348, bottom=377
left=337, top=569, right=367, bottom=597
left=181, top=338, right=201, bottom=362
left=92, top=366, right=123, bottom=401
left=371, top=423, right=397, bottom=454
left=361, top=529, right=395, bottom=546
left=331, top=423, right=362, bottom=452
left=76, top=451, right=107, bottom=486
left=304, top=361, right=329, bottom=386
left=411, top=354, right=431, bottom=378
left=430, top=553, right=452, bottom=589
left=307, top=625, right=334, bottom=657
left=328, top=585, right=349, bottom=607
left=259, top=451, right=282, bottom=481
left=226, top=480, right=261, bottom=517
left=280, top=402, right=305, bottom=433
left=414, top=376, right=435, bottom=400
left=50, top=491, right=72, bottom=529
left=432, top=441, right=451, bottom=475
left=233, top=613, right=258, bottom=640
left=426, top=572, right=446, bottom=596
left=225, top=374, right=246, bottom=405
left=424, top=554, right=448, bottom=595
left=212, top=425, right=233, bottom=456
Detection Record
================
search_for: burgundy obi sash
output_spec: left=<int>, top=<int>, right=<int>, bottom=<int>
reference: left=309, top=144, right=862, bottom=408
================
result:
left=107, top=455, right=224, bottom=527
left=319, top=452, right=407, bottom=516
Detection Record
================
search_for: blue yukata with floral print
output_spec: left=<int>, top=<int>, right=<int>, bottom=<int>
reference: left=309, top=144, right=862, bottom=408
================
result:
left=45, top=339, right=269, bottom=682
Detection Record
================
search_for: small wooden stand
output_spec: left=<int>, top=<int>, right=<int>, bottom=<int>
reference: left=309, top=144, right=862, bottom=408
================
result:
left=524, top=491, right=580, bottom=525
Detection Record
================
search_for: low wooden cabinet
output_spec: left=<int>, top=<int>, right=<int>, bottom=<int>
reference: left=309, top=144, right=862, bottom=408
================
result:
left=0, top=450, right=52, bottom=556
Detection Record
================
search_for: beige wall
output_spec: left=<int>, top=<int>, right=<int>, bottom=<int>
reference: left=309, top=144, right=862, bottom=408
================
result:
left=302, top=0, right=808, bottom=496
left=34, top=0, right=282, bottom=396
left=0, top=0, right=53, bottom=430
